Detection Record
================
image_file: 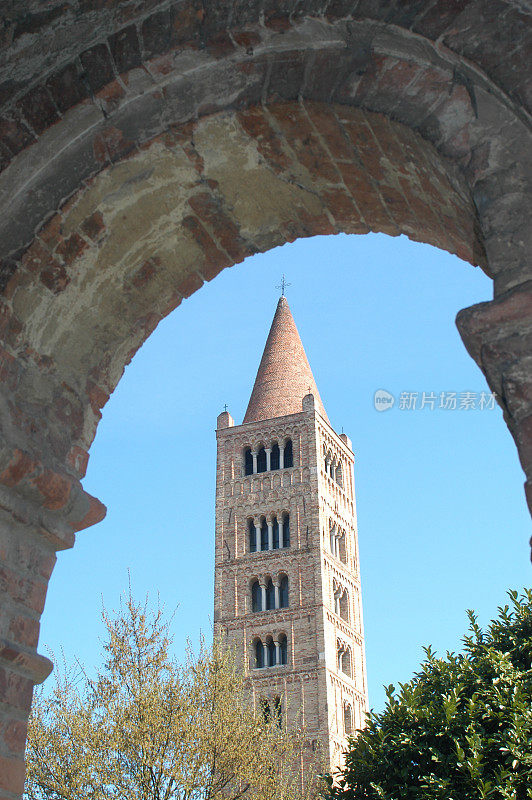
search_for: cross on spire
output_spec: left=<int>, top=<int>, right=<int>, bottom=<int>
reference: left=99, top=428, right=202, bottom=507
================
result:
left=276, top=275, right=291, bottom=297
left=223, top=404, right=228, bottom=412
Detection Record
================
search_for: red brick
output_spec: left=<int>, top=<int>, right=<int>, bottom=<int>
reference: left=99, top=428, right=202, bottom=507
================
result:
left=2, top=719, right=28, bottom=756
left=233, top=30, right=262, bottom=51
left=0, top=449, right=37, bottom=488
left=187, top=192, right=250, bottom=262
left=181, top=215, right=231, bottom=280
left=206, top=32, right=235, bottom=58
left=238, top=107, right=292, bottom=173
left=321, top=188, right=368, bottom=234
left=0, top=753, right=25, bottom=794
left=16, top=85, right=60, bottom=135
left=132, top=259, right=157, bottom=289
left=269, top=104, right=339, bottom=184
left=93, top=126, right=136, bottom=164
left=46, top=62, right=88, bottom=113
left=66, top=445, right=90, bottom=478
left=304, top=102, right=355, bottom=162
left=108, top=25, right=141, bottom=74
left=176, top=271, right=204, bottom=298
left=32, top=469, right=72, bottom=510
left=80, top=210, right=105, bottom=242
left=0, top=114, right=36, bottom=155
left=72, top=492, right=107, bottom=532
left=40, top=261, right=69, bottom=294
left=80, top=42, right=115, bottom=93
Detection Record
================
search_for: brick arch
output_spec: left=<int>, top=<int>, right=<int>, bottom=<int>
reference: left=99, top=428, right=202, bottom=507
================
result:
left=0, top=2, right=531, bottom=796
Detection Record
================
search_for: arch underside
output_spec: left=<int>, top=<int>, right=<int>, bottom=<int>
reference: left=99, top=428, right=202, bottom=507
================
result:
left=0, top=3, right=530, bottom=797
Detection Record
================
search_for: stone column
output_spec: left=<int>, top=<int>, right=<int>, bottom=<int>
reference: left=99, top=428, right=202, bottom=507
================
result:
left=252, top=450, right=258, bottom=474
left=274, top=641, right=281, bottom=666
left=0, top=465, right=105, bottom=800
left=255, top=520, right=261, bottom=551
left=263, top=642, right=269, bottom=667
left=274, top=580, right=280, bottom=609
left=267, top=519, right=273, bottom=551
left=456, top=282, right=532, bottom=543
left=265, top=448, right=271, bottom=472
left=260, top=581, right=267, bottom=613
left=279, top=445, right=284, bottom=470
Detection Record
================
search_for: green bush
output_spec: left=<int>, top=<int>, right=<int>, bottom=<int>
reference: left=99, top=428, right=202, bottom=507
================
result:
left=326, top=589, right=532, bottom=800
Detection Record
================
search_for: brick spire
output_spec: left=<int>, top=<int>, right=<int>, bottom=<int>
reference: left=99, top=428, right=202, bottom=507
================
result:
left=243, top=296, right=329, bottom=424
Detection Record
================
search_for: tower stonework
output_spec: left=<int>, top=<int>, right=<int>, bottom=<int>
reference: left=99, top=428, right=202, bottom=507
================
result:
left=214, top=296, right=368, bottom=774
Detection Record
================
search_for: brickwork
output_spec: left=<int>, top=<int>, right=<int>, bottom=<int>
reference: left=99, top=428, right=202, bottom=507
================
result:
left=215, top=300, right=367, bottom=776
left=0, top=3, right=530, bottom=796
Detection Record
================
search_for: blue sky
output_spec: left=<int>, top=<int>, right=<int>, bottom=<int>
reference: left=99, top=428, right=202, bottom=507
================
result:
left=41, top=232, right=530, bottom=713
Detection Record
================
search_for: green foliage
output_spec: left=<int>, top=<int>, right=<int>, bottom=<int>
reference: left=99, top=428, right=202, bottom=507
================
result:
left=325, top=589, right=532, bottom=800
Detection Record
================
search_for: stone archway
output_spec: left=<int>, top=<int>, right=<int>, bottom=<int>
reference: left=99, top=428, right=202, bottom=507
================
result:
left=0, top=2, right=530, bottom=796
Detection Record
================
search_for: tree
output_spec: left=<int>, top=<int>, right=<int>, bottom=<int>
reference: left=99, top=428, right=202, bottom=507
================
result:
left=25, top=594, right=322, bottom=800
left=325, top=589, right=532, bottom=800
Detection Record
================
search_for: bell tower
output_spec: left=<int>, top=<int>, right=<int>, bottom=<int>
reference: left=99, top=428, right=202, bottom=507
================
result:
left=214, top=294, right=367, bottom=772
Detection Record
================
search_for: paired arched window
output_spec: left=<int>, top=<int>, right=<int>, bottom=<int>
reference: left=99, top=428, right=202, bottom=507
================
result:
left=337, top=641, right=352, bottom=678
left=253, top=634, right=288, bottom=668
left=343, top=703, right=353, bottom=736
left=329, top=523, right=347, bottom=563
left=243, top=438, right=293, bottom=475
left=323, top=446, right=344, bottom=486
left=248, top=513, right=290, bottom=553
left=250, top=574, right=289, bottom=612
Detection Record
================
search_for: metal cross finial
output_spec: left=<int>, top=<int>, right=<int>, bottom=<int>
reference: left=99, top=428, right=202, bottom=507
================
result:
left=223, top=404, right=228, bottom=412
left=276, top=274, right=291, bottom=297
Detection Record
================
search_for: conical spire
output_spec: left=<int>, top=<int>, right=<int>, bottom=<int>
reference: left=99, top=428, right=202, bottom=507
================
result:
left=243, top=296, right=329, bottom=424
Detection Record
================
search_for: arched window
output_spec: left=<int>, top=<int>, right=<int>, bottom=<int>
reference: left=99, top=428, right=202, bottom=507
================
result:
left=266, top=579, right=275, bottom=611
left=343, top=703, right=353, bottom=736
left=249, top=519, right=257, bottom=553
left=271, top=442, right=280, bottom=470
left=251, top=581, right=262, bottom=613
left=334, top=584, right=349, bottom=622
left=272, top=516, right=280, bottom=550
left=244, top=447, right=253, bottom=476
left=284, top=439, right=293, bottom=468
left=336, top=461, right=343, bottom=487
left=282, top=513, right=290, bottom=548
left=267, top=637, right=276, bottom=667
left=257, top=446, right=267, bottom=473
left=279, top=634, right=288, bottom=665
left=255, top=639, right=264, bottom=669
left=260, top=518, right=268, bottom=551
left=279, top=575, right=289, bottom=608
